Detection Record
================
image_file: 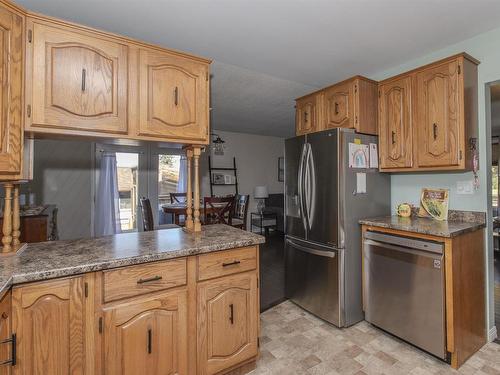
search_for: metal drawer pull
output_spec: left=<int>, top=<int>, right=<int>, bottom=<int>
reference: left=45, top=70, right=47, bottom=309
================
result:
left=391, top=131, right=396, bottom=145
left=0, top=334, right=16, bottom=366
left=137, top=275, right=163, bottom=284
left=81, top=68, right=86, bottom=92
left=222, top=260, right=241, bottom=267
left=433, top=123, right=438, bottom=140
left=147, top=328, right=152, bottom=354
left=334, top=102, right=339, bottom=115
left=229, top=304, right=234, bottom=324
left=174, top=86, right=179, bottom=106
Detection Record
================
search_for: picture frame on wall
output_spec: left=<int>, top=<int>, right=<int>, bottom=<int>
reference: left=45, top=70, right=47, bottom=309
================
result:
left=278, top=157, right=284, bottom=182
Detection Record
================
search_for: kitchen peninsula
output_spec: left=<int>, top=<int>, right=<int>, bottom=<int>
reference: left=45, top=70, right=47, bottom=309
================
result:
left=0, top=225, right=264, bottom=374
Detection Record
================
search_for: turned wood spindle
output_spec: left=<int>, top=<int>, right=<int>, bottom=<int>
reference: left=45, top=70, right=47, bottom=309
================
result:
left=12, top=184, right=20, bottom=248
left=193, top=147, right=201, bottom=232
left=2, top=184, right=13, bottom=253
left=185, top=150, right=194, bottom=230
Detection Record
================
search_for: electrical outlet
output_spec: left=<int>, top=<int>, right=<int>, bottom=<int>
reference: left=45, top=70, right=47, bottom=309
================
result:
left=456, top=180, right=474, bottom=195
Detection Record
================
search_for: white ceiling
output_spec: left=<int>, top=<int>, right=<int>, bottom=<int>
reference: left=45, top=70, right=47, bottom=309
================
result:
left=17, top=0, right=500, bottom=137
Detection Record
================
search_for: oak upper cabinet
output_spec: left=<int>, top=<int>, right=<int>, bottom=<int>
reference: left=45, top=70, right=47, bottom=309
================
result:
left=137, top=48, right=209, bottom=143
left=296, top=76, right=377, bottom=136
left=197, top=272, right=258, bottom=375
left=26, top=19, right=129, bottom=136
left=323, top=77, right=378, bottom=135
left=378, top=76, right=413, bottom=169
left=415, top=58, right=460, bottom=168
left=296, top=93, right=321, bottom=135
left=12, top=276, right=87, bottom=375
left=103, top=290, right=188, bottom=375
left=378, top=53, right=478, bottom=172
left=0, top=2, right=24, bottom=178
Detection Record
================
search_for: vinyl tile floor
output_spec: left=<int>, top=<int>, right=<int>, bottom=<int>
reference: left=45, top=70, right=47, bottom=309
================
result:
left=250, top=301, right=500, bottom=375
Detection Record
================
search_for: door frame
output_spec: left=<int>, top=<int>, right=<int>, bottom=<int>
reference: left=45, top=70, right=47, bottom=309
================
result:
left=94, top=143, right=149, bottom=234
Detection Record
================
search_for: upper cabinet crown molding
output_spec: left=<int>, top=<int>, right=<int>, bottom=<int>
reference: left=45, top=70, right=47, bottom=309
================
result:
left=378, top=53, right=479, bottom=172
left=295, top=75, right=378, bottom=136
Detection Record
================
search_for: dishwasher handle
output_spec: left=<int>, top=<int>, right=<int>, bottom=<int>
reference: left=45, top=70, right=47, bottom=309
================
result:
left=364, top=239, right=444, bottom=259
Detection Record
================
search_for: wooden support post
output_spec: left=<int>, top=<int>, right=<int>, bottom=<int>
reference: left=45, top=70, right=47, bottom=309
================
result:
left=12, top=184, right=20, bottom=248
left=185, top=149, right=194, bottom=230
left=2, top=183, right=13, bottom=253
left=193, top=147, right=202, bottom=232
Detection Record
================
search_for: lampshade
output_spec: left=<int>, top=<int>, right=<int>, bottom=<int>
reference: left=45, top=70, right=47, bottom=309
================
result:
left=254, top=186, right=268, bottom=199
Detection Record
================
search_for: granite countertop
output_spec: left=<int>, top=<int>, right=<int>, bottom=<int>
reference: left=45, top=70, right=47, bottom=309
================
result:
left=0, top=224, right=265, bottom=295
left=359, top=210, right=486, bottom=238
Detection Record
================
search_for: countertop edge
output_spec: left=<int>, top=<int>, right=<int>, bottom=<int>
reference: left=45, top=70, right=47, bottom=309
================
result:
left=1, top=232, right=265, bottom=293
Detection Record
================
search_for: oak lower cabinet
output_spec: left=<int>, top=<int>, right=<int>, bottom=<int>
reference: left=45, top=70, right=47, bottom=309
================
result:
left=197, top=272, right=258, bottom=375
left=378, top=53, right=479, bottom=172
left=103, top=290, right=188, bottom=375
left=0, top=291, right=12, bottom=375
left=27, top=19, right=129, bottom=135
left=12, top=276, right=88, bottom=375
left=0, top=1, right=24, bottom=179
left=137, top=48, right=209, bottom=143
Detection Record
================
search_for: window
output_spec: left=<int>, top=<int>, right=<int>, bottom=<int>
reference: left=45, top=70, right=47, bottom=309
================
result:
left=116, top=153, right=139, bottom=231
left=158, top=154, right=181, bottom=206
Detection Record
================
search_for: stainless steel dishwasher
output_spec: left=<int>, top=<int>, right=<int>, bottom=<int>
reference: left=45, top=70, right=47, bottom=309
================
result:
left=363, top=231, right=447, bottom=360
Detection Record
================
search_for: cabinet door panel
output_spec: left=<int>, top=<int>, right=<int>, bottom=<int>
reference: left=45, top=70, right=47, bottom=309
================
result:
left=416, top=60, right=460, bottom=167
left=0, top=4, right=23, bottom=176
left=138, top=49, right=208, bottom=142
left=198, top=272, right=258, bottom=375
left=296, top=95, right=320, bottom=135
left=379, top=76, right=413, bottom=169
left=30, top=21, right=128, bottom=134
left=12, top=277, right=85, bottom=375
left=324, top=82, right=353, bottom=129
left=104, top=290, right=188, bottom=375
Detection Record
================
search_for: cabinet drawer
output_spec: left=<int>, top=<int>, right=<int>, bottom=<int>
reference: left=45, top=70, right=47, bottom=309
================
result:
left=103, top=258, right=187, bottom=303
left=197, top=247, right=257, bottom=281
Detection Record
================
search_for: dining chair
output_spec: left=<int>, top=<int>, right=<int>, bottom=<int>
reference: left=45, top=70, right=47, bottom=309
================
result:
left=203, top=196, right=235, bottom=225
left=231, top=194, right=250, bottom=230
left=170, top=192, right=187, bottom=203
left=140, top=197, right=179, bottom=231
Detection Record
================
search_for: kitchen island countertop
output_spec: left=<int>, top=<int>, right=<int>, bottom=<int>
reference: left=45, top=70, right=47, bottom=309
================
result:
left=0, top=224, right=265, bottom=295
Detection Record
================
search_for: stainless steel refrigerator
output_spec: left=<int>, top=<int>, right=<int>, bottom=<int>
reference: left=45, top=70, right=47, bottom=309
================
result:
left=285, top=128, right=390, bottom=327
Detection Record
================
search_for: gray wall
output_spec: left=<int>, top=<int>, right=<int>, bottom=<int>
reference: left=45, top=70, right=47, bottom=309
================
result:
left=27, top=139, right=94, bottom=240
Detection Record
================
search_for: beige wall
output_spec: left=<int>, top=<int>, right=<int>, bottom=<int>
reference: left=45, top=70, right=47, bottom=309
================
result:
left=200, top=130, right=285, bottom=227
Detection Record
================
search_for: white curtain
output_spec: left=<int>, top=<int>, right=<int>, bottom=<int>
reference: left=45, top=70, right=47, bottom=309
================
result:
left=176, top=156, right=188, bottom=193
left=95, top=152, right=122, bottom=236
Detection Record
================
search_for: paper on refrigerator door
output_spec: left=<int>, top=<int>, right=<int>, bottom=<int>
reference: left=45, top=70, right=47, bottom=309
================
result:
left=356, top=173, right=367, bottom=194
left=348, top=143, right=369, bottom=168
left=369, top=143, right=379, bottom=168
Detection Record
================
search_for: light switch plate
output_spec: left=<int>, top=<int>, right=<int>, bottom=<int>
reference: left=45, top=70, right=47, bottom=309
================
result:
left=457, top=180, right=474, bottom=195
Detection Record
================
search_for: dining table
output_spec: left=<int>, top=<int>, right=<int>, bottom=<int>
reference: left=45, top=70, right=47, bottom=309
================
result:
left=162, top=202, right=225, bottom=226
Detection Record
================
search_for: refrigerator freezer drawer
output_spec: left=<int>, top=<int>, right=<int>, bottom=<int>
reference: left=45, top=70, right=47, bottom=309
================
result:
left=285, top=237, right=342, bottom=326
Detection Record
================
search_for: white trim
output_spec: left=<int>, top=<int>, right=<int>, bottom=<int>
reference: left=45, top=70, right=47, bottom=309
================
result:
left=488, top=325, right=498, bottom=342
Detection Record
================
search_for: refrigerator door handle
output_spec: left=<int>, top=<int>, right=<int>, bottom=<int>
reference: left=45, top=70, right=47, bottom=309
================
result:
left=305, top=143, right=316, bottom=229
left=298, top=143, right=308, bottom=232
left=286, top=238, right=336, bottom=258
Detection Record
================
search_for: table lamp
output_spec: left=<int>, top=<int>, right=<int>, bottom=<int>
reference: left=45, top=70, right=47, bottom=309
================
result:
left=254, top=186, right=268, bottom=214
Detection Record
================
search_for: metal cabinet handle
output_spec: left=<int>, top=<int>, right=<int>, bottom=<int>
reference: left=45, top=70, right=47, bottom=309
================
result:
left=81, top=69, right=86, bottom=92
left=391, top=131, right=396, bottom=145
left=304, top=111, right=308, bottom=123
left=0, top=334, right=16, bottom=366
left=229, top=304, right=234, bottom=324
left=147, top=328, right=152, bottom=354
left=222, top=260, right=241, bottom=267
left=334, top=102, right=339, bottom=115
left=137, top=275, right=162, bottom=284
left=433, top=123, right=438, bottom=140
left=174, top=87, right=179, bottom=106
